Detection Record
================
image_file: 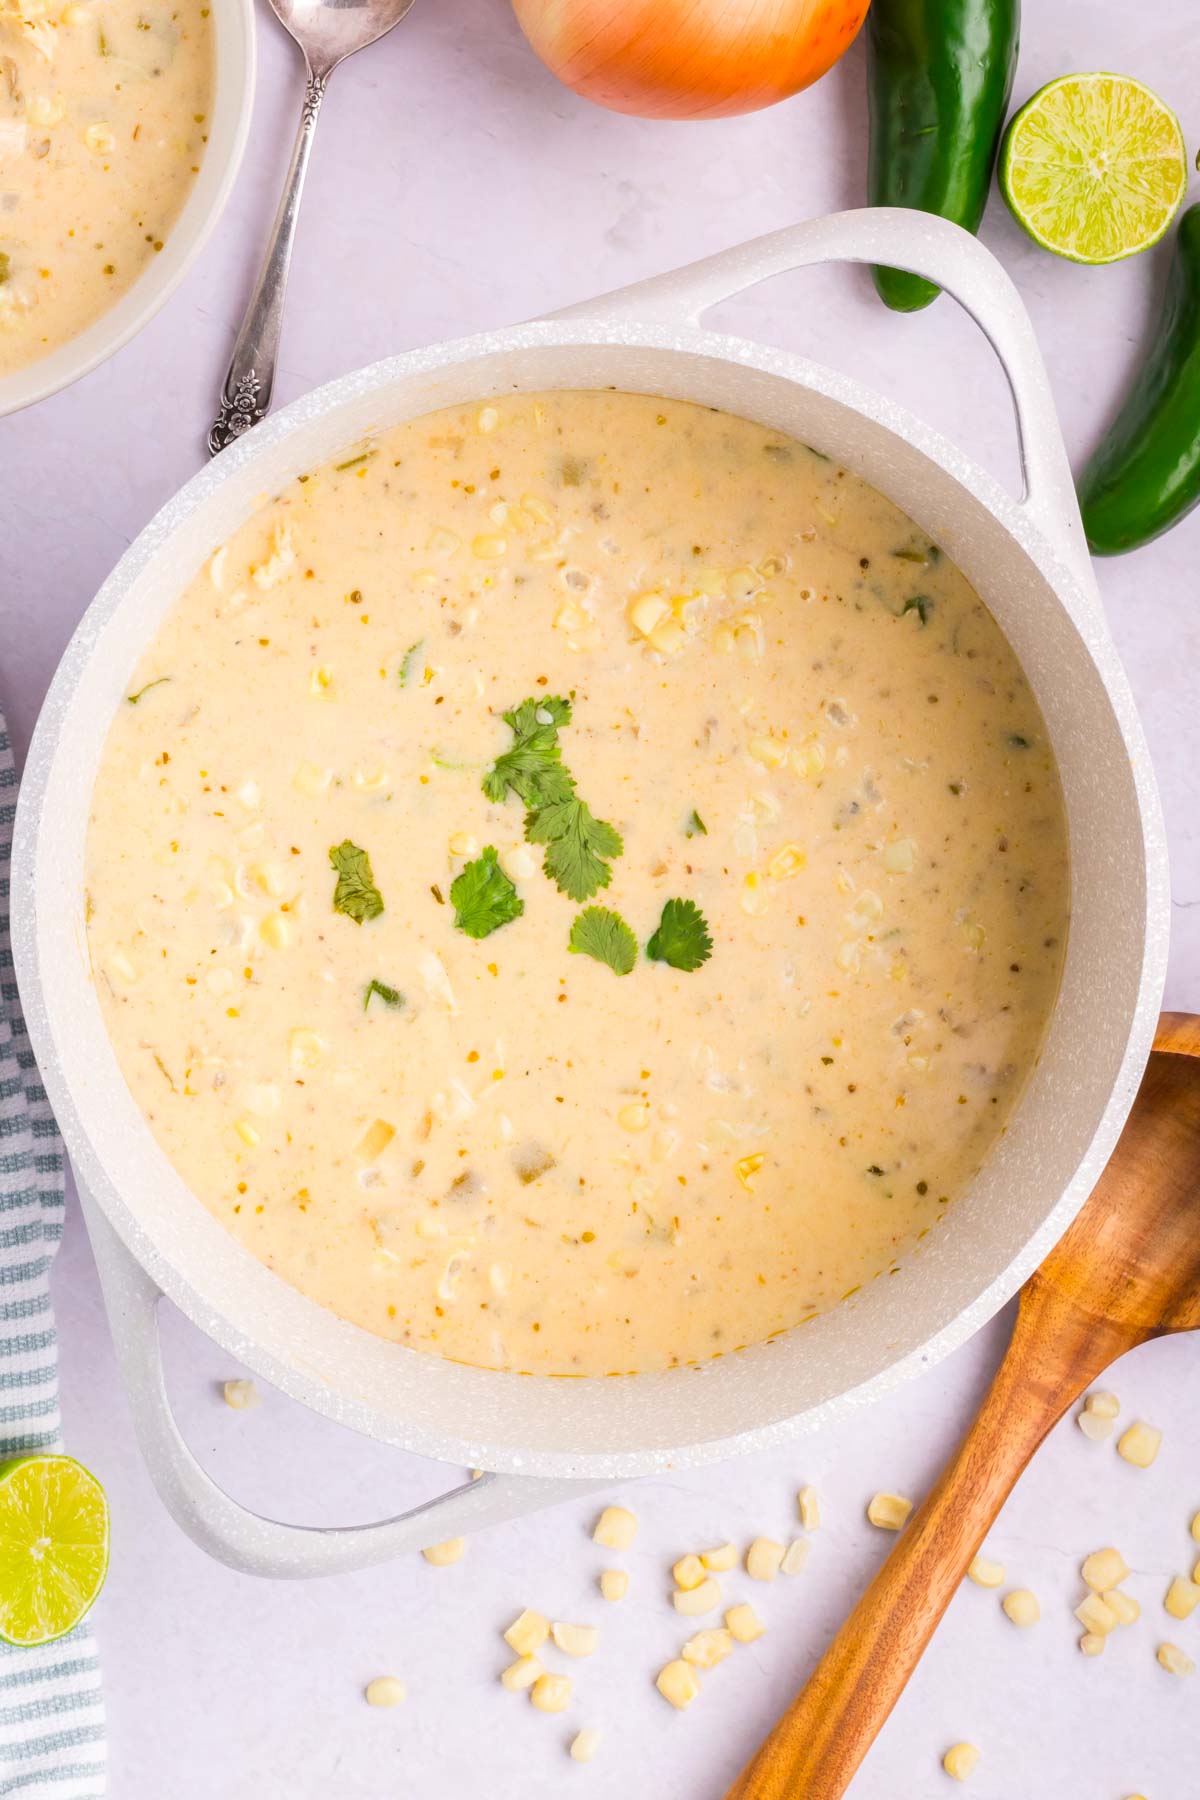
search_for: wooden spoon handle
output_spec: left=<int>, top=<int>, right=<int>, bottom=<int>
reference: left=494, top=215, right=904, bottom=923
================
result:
left=722, top=1284, right=1145, bottom=1800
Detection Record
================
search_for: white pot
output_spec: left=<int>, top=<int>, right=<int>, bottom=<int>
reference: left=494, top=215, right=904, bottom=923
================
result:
left=11, top=210, right=1169, bottom=1576
left=0, top=0, right=256, bottom=418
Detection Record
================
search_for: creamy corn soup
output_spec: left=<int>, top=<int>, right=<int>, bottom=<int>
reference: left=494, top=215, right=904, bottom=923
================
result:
left=0, top=0, right=213, bottom=375
left=86, top=392, right=1070, bottom=1376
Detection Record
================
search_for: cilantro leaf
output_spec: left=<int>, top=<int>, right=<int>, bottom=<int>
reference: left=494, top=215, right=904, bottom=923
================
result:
left=902, top=595, right=931, bottom=626
left=568, top=906, right=637, bottom=976
left=525, top=798, right=624, bottom=903
left=329, top=840, right=384, bottom=924
left=450, top=845, right=524, bottom=940
left=399, top=641, right=423, bottom=687
left=685, top=809, right=707, bottom=838
left=363, top=979, right=404, bottom=1011
left=646, top=898, right=712, bottom=972
left=482, top=696, right=575, bottom=808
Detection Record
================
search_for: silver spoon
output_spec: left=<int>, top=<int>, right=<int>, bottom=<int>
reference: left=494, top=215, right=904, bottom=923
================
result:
left=207, top=0, right=417, bottom=455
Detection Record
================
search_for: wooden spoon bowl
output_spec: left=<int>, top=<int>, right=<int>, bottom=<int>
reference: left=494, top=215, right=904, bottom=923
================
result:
left=725, top=1012, right=1200, bottom=1800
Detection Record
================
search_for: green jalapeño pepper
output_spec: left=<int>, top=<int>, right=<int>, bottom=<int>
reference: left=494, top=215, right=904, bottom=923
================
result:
left=867, top=0, right=1020, bottom=312
left=1079, top=205, right=1200, bottom=556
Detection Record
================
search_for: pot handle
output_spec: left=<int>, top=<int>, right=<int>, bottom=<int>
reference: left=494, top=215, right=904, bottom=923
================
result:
left=81, top=1192, right=609, bottom=1578
left=552, top=208, right=1093, bottom=599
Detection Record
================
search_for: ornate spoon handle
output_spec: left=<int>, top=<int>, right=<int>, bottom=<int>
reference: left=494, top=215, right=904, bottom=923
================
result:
left=207, top=67, right=330, bottom=455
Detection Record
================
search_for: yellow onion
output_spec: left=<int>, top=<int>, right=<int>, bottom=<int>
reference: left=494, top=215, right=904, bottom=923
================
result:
left=512, top=0, right=871, bottom=121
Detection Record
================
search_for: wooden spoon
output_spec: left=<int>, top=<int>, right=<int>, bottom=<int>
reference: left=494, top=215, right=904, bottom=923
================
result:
left=725, top=1011, right=1200, bottom=1800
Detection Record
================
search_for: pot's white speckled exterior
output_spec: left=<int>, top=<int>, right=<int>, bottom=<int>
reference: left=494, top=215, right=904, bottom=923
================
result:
left=0, top=0, right=256, bottom=419
left=10, top=212, right=1170, bottom=1576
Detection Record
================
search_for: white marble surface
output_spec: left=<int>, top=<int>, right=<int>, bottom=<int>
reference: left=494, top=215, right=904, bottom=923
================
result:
left=2, top=2, right=1199, bottom=1795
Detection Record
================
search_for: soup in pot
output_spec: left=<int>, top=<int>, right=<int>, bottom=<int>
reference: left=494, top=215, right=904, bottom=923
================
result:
left=85, top=391, right=1071, bottom=1376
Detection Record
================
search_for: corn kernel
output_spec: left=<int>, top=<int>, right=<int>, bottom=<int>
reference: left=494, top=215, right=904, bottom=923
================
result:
left=1002, top=1589, right=1040, bottom=1628
left=1075, top=1593, right=1117, bottom=1636
left=222, top=1378, right=259, bottom=1410
left=767, top=843, right=806, bottom=881
left=725, top=1603, right=765, bottom=1644
left=628, top=592, right=670, bottom=637
left=472, top=534, right=507, bottom=559
left=967, top=1556, right=1005, bottom=1589
left=792, top=739, right=826, bottom=780
left=500, top=1654, right=542, bottom=1692
left=735, top=1153, right=765, bottom=1190
left=656, top=1659, right=701, bottom=1710
left=781, top=1538, right=810, bottom=1576
left=673, top=1554, right=707, bottom=1591
left=355, top=1119, right=395, bottom=1163
left=310, top=665, right=334, bottom=696
left=234, top=1120, right=260, bottom=1147
left=682, top=1628, right=733, bottom=1669
left=797, top=1486, right=820, bottom=1531
left=740, top=871, right=770, bottom=916
left=1079, top=1633, right=1106, bottom=1657
left=476, top=406, right=499, bottom=433
left=867, top=1492, right=912, bottom=1531
left=748, top=734, right=789, bottom=770
left=673, top=1577, right=721, bottom=1616
left=599, top=1569, right=628, bottom=1603
left=503, top=1609, right=549, bottom=1655
left=551, top=1621, right=598, bottom=1658
left=1104, top=1588, right=1140, bottom=1626
left=1085, top=1390, right=1121, bottom=1420
left=448, top=832, right=478, bottom=858
left=421, top=1537, right=465, bottom=1567
left=500, top=844, right=537, bottom=882
left=942, top=1743, right=980, bottom=1782
left=288, top=1029, right=323, bottom=1073
left=592, top=1505, right=638, bottom=1550
left=530, top=1673, right=572, bottom=1713
left=1157, top=1641, right=1196, bottom=1676
left=1082, top=1548, right=1129, bottom=1592
left=1165, top=1575, right=1200, bottom=1621
left=259, top=912, right=290, bottom=949
left=1191, top=1510, right=1200, bottom=1545
left=1117, top=1422, right=1162, bottom=1468
left=618, top=1102, right=651, bottom=1133
left=84, top=121, right=114, bottom=152
left=746, top=1538, right=785, bottom=1582
left=882, top=837, right=916, bottom=873
left=649, top=618, right=687, bottom=656
left=1077, top=1409, right=1115, bottom=1442
left=364, top=1676, right=406, bottom=1708
left=570, top=1728, right=601, bottom=1764
left=700, top=1543, right=738, bottom=1573
left=108, top=949, right=139, bottom=984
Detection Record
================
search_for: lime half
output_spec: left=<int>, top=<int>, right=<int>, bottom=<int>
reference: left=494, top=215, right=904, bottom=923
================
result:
left=0, top=1455, right=109, bottom=1646
left=1000, top=73, right=1187, bottom=263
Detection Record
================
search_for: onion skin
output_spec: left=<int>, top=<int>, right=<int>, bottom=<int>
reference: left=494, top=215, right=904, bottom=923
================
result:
left=512, top=0, right=872, bottom=121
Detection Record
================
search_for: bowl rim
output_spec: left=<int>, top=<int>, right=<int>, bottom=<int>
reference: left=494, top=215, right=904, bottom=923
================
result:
left=0, top=0, right=257, bottom=419
left=12, top=317, right=1171, bottom=1477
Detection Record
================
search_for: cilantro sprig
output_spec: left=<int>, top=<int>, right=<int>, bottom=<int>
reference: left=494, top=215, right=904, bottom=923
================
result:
left=483, top=696, right=623, bottom=901
left=568, top=906, right=638, bottom=976
left=451, top=846, right=524, bottom=940
left=363, top=979, right=403, bottom=1011
left=329, top=840, right=384, bottom=924
left=647, top=898, right=712, bottom=973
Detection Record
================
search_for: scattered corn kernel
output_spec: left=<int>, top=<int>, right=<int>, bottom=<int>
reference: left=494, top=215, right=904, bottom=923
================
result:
left=700, top=1542, right=738, bottom=1573
left=551, top=1621, right=598, bottom=1658
left=966, top=1556, right=1005, bottom=1589
left=599, top=1569, right=628, bottom=1603
left=746, top=1538, right=785, bottom=1582
left=421, top=1537, right=465, bottom=1567
left=767, top=843, right=807, bottom=881
left=1079, top=1633, right=1106, bottom=1657
left=780, top=1539, right=811, bottom=1576
left=1117, top=1421, right=1162, bottom=1468
left=1157, top=1642, right=1195, bottom=1676
left=1082, top=1548, right=1129, bottom=1592
left=1002, top=1589, right=1040, bottom=1628
left=725, top=1603, right=765, bottom=1644
left=503, top=1609, right=549, bottom=1655
left=1085, top=1389, right=1121, bottom=1420
left=530, top=1672, right=572, bottom=1713
left=570, top=1728, right=602, bottom=1764
left=882, top=837, right=916, bottom=873
left=448, top=831, right=478, bottom=858
left=258, top=912, right=290, bottom=949
left=592, top=1506, right=638, bottom=1550
left=84, top=121, right=114, bottom=152
left=1164, top=1575, right=1200, bottom=1621
left=656, top=1659, right=701, bottom=1710
left=500, top=1654, right=543, bottom=1692
left=618, top=1102, right=651, bottom=1133
left=472, top=534, right=507, bottom=559
left=355, top=1119, right=395, bottom=1163
left=740, top=871, right=770, bottom=917
left=364, top=1676, right=406, bottom=1708
left=1191, top=1510, right=1200, bottom=1545
left=1077, top=1409, right=1115, bottom=1442
left=942, top=1743, right=979, bottom=1782
left=628, top=592, right=670, bottom=637
left=797, top=1486, right=820, bottom=1531
left=673, top=1554, right=707, bottom=1591
left=222, top=1378, right=259, bottom=1410
left=673, top=1578, right=721, bottom=1617
left=1104, top=1588, right=1141, bottom=1626
left=648, top=618, right=687, bottom=656
left=233, top=1120, right=260, bottom=1147
left=1075, top=1593, right=1117, bottom=1636
left=681, top=1628, right=734, bottom=1669
left=867, top=1492, right=913, bottom=1531
left=748, top=734, right=790, bottom=770
left=734, top=1152, right=765, bottom=1189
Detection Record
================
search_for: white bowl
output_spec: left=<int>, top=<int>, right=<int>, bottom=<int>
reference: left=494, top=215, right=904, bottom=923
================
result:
left=0, top=0, right=256, bottom=419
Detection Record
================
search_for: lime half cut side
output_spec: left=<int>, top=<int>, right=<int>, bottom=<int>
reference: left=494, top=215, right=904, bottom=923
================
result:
left=1000, top=72, right=1187, bottom=263
left=0, top=1455, right=109, bottom=1646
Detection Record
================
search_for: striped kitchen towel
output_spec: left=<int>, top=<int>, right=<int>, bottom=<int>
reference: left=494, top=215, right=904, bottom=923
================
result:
left=0, top=709, right=106, bottom=1798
